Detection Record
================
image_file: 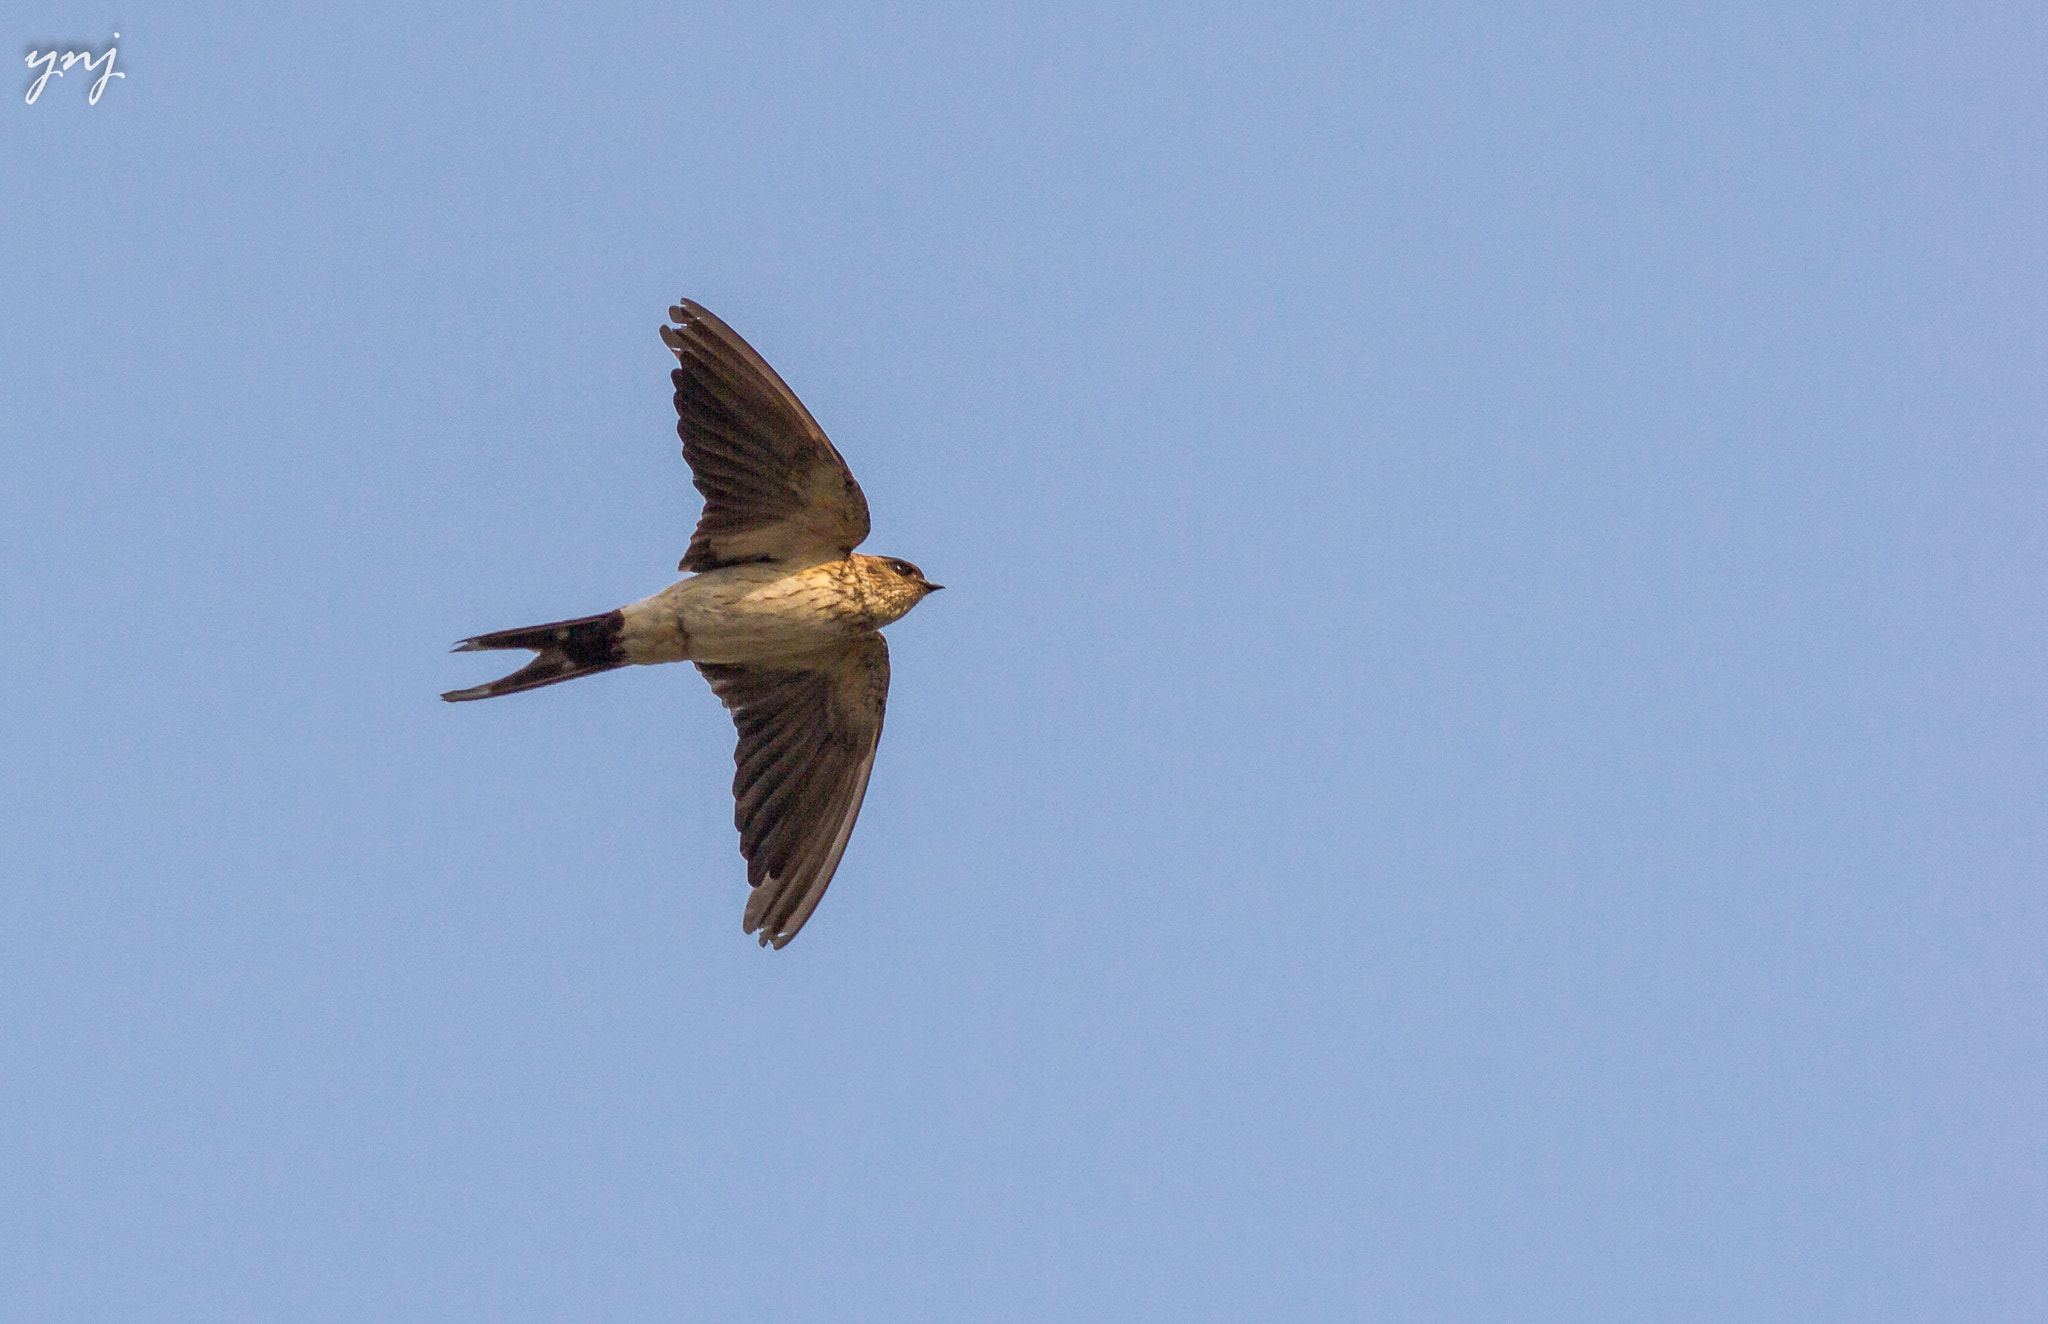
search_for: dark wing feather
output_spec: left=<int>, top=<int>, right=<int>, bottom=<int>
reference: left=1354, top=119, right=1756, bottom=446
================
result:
left=696, top=635, right=890, bottom=948
left=661, top=301, right=871, bottom=571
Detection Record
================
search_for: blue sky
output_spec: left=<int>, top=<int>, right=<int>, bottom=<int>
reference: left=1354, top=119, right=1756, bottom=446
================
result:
left=5, top=3, right=2043, bottom=1319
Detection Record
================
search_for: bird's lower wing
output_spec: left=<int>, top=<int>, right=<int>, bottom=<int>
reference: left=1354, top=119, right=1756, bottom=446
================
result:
left=695, top=635, right=891, bottom=947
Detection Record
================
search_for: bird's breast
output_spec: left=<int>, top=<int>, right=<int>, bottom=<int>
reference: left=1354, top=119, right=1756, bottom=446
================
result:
left=622, top=561, right=872, bottom=666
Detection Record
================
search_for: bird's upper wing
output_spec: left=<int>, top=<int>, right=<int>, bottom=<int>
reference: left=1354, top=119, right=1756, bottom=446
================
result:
left=696, top=635, right=890, bottom=948
left=661, top=300, right=872, bottom=572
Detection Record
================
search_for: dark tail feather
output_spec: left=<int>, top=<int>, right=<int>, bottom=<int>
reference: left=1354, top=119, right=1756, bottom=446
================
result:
left=442, top=609, right=627, bottom=702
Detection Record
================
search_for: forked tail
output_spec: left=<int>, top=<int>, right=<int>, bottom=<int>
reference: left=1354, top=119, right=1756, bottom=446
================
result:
left=442, top=610, right=627, bottom=702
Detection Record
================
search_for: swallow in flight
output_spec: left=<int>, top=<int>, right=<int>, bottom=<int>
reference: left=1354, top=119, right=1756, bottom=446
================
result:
left=446, top=300, right=941, bottom=947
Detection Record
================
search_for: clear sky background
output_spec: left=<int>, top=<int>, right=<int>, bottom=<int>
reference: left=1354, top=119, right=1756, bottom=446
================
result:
left=4, top=3, right=2043, bottom=1320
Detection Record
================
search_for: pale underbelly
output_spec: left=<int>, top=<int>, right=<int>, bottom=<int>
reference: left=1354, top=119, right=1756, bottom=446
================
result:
left=683, top=606, right=858, bottom=663
left=620, top=565, right=864, bottom=665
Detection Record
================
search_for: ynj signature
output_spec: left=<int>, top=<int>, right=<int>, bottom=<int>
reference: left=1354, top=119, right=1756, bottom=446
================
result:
left=25, top=35, right=123, bottom=105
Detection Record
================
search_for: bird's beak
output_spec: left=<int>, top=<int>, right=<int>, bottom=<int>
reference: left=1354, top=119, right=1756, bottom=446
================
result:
left=924, top=582, right=944, bottom=592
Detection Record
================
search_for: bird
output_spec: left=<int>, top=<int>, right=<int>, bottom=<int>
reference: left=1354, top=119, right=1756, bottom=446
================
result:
left=444, top=299, right=942, bottom=948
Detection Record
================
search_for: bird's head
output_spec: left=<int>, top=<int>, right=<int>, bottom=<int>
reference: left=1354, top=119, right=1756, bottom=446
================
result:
left=879, top=557, right=942, bottom=595
left=858, top=554, right=943, bottom=622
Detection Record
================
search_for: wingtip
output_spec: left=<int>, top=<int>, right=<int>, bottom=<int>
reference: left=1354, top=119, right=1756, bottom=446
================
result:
left=744, top=917, right=795, bottom=949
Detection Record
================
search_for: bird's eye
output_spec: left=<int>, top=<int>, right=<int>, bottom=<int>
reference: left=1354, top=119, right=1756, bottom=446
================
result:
left=893, top=560, right=917, bottom=577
